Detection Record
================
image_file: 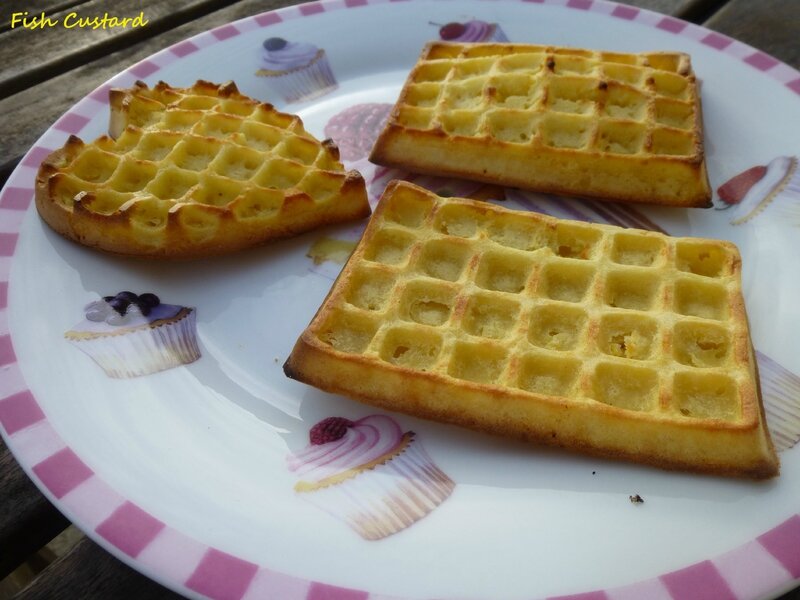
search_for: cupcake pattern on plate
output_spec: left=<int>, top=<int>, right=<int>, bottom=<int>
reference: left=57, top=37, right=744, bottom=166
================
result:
left=715, top=156, right=800, bottom=225
left=435, top=19, right=509, bottom=42
left=65, top=291, right=200, bottom=379
left=323, top=103, right=393, bottom=163
left=256, top=37, right=337, bottom=104
left=287, top=415, right=455, bottom=540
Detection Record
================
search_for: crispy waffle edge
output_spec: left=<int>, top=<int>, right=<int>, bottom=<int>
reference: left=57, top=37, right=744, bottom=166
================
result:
left=370, top=42, right=713, bottom=209
left=35, top=81, right=371, bottom=259
left=284, top=180, right=778, bottom=479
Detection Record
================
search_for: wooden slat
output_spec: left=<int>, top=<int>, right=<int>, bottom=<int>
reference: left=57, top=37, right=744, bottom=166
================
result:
left=0, top=438, right=69, bottom=579
left=704, top=0, right=800, bottom=69
left=0, top=0, right=711, bottom=184
left=13, top=536, right=184, bottom=600
left=0, top=0, right=240, bottom=100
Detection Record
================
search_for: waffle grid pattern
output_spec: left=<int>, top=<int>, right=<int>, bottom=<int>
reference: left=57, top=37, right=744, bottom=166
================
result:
left=397, top=43, right=700, bottom=158
left=371, top=42, right=711, bottom=207
left=313, top=182, right=755, bottom=428
left=37, top=80, right=368, bottom=257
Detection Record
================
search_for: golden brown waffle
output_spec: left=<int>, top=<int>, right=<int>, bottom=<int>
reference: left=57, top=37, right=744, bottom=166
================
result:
left=36, top=81, right=370, bottom=258
left=285, top=181, right=778, bottom=478
left=371, top=42, right=711, bottom=208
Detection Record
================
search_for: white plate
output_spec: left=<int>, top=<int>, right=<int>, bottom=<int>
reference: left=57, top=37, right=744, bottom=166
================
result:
left=2, top=1, right=800, bottom=599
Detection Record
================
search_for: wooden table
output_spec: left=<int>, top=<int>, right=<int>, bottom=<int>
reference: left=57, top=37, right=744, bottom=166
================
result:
left=0, top=0, right=798, bottom=597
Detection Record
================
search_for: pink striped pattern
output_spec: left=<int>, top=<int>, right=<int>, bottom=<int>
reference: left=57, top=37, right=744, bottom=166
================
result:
left=130, top=59, right=159, bottom=78
left=213, top=24, right=241, bottom=40
left=185, top=549, right=259, bottom=600
left=96, top=502, right=166, bottom=558
left=758, top=515, right=800, bottom=577
left=255, top=12, right=283, bottom=26
left=702, top=32, right=733, bottom=50
left=657, top=16, right=687, bottom=33
left=745, top=51, right=780, bottom=71
left=0, top=391, right=45, bottom=435
left=0, top=1, right=798, bottom=598
left=0, top=187, right=32, bottom=210
left=611, top=5, right=638, bottom=19
left=299, top=2, right=325, bottom=15
left=171, top=40, right=200, bottom=57
left=660, top=561, right=737, bottom=600
left=548, top=592, right=608, bottom=600
left=307, top=583, right=370, bottom=600
left=32, top=447, right=94, bottom=499
left=21, top=146, right=55, bottom=168
left=566, top=0, right=592, bottom=9
left=54, top=113, right=91, bottom=134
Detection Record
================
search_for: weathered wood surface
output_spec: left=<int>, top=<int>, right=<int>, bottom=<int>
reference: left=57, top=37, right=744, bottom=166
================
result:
left=0, top=0, right=240, bottom=100
left=13, top=536, right=185, bottom=600
left=704, top=0, right=800, bottom=70
left=0, top=439, right=69, bottom=580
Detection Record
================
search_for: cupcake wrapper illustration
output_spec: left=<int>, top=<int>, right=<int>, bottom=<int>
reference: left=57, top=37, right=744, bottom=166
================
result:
left=66, top=293, right=201, bottom=379
left=759, top=351, right=800, bottom=452
left=288, top=415, right=454, bottom=540
left=68, top=309, right=200, bottom=378
left=482, top=24, right=508, bottom=42
left=298, top=435, right=455, bottom=540
left=257, top=50, right=337, bottom=104
left=716, top=156, right=800, bottom=225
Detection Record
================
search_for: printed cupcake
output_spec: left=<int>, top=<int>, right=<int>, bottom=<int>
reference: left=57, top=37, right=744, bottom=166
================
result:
left=715, top=156, right=800, bottom=225
left=256, top=37, right=337, bottom=104
left=287, top=415, right=455, bottom=540
left=65, top=291, right=200, bottom=378
left=758, top=351, right=800, bottom=453
left=436, top=19, right=509, bottom=42
left=324, top=103, right=393, bottom=163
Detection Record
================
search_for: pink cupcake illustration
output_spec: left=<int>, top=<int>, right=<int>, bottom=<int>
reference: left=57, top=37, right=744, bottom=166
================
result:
left=324, top=103, right=392, bottom=163
left=434, top=19, right=509, bottom=42
left=287, top=415, right=455, bottom=540
left=65, top=291, right=200, bottom=378
left=714, top=156, right=800, bottom=225
left=256, top=37, right=337, bottom=103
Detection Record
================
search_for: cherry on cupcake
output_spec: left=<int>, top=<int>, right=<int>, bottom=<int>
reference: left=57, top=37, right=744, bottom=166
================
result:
left=310, top=417, right=354, bottom=445
left=717, top=165, right=767, bottom=206
left=440, top=22, right=466, bottom=40
left=137, top=293, right=161, bottom=316
left=263, top=37, right=287, bottom=51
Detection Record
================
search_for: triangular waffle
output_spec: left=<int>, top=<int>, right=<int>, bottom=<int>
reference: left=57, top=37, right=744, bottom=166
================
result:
left=36, top=80, right=370, bottom=258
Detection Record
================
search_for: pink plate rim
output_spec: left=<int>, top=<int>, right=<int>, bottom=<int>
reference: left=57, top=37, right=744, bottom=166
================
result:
left=1, top=0, right=799, bottom=598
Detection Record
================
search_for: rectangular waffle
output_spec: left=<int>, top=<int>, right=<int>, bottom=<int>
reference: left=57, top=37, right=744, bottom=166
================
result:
left=36, top=80, right=370, bottom=259
left=370, top=43, right=711, bottom=208
left=285, top=181, right=778, bottom=478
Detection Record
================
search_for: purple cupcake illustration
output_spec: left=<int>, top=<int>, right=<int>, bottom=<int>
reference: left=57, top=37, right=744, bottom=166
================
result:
left=256, top=37, right=337, bottom=103
left=435, top=19, right=509, bottom=42
left=287, top=415, right=455, bottom=540
left=65, top=291, right=200, bottom=378
left=715, top=156, right=800, bottom=225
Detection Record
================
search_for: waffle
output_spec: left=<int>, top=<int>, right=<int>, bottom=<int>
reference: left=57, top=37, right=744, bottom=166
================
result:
left=370, top=42, right=711, bottom=208
left=36, top=81, right=370, bottom=258
left=285, top=181, right=778, bottom=478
